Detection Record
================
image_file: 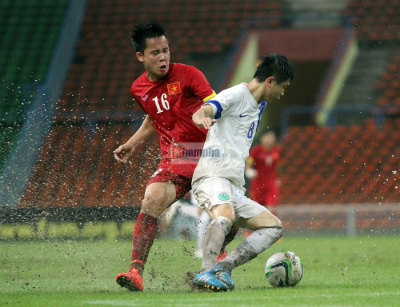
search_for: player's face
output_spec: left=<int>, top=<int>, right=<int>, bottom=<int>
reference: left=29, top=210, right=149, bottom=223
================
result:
left=136, top=36, right=170, bottom=81
left=265, top=78, right=290, bottom=102
left=261, top=132, right=276, bottom=149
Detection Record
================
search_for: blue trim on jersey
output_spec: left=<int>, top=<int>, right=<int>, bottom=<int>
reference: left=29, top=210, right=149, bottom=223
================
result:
left=256, top=101, right=266, bottom=132
left=258, top=101, right=266, bottom=121
left=206, top=100, right=223, bottom=119
left=259, top=101, right=266, bottom=114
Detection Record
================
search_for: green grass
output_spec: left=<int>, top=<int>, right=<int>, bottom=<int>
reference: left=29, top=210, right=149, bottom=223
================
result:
left=1, top=236, right=399, bottom=307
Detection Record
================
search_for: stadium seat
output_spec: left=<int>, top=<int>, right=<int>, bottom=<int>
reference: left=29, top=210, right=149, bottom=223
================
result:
left=343, top=0, right=400, bottom=42
left=280, top=119, right=400, bottom=204
left=374, top=48, right=400, bottom=114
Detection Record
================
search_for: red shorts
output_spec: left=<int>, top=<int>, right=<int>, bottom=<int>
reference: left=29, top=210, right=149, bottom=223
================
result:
left=147, top=159, right=194, bottom=201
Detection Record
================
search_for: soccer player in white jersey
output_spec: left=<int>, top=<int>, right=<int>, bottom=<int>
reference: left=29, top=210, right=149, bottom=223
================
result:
left=191, top=54, right=294, bottom=291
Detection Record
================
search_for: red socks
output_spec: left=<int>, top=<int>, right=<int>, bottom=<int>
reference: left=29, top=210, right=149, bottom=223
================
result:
left=130, top=212, right=158, bottom=275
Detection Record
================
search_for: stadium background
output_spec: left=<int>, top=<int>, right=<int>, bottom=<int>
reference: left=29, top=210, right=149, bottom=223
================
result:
left=0, top=0, right=399, bottom=239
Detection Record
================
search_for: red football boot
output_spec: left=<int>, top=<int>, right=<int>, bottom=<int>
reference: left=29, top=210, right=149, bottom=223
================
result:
left=116, top=268, right=144, bottom=291
left=216, top=249, right=227, bottom=262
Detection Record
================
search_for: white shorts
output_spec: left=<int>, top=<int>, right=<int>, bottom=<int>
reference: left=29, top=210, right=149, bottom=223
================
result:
left=192, top=176, right=267, bottom=219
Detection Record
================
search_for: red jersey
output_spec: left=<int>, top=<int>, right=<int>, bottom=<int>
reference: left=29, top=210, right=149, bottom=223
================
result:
left=248, top=145, right=281, bottom=182
left=131, top=63, right=215, bottom=178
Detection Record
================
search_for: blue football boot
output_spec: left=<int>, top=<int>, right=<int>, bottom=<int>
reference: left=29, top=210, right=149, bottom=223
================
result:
left=209, top=263, right=235, bottom=290
left=192, top=271, right=228, bottom=292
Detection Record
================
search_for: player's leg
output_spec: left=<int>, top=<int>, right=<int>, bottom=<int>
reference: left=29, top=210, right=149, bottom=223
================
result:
left=116, top=181, right=177, bottom=291
left=158, top=200, right=181, bottom=234
left=197, top=202, right=238, bottom=291
left=195, top=209, right=210, bottom=258
left=131, top=181, right=177, bottom=270
left=216, top=202, right=282, bottom=274
left=200, top=203, right=235, bottom=273
left=218, top=224, right=239, bottom=260
left=192, top=178, right=237, bottom=291
left=204, top=195, right=282, bottom=291
left=196, top=210, right=238, bottom=260
left=177, top=202, right=202, bottom=219
left=192, top=203, right=235, bottom=291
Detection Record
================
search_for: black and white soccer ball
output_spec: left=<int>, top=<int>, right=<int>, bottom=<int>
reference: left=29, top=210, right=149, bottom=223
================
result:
left=265, top=251, right=303, bottom=287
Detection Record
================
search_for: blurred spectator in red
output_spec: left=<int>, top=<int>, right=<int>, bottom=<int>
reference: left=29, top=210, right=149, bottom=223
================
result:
left=245, top=130, right=281, bottom=211
left=244, top=130, right=281, bottom=238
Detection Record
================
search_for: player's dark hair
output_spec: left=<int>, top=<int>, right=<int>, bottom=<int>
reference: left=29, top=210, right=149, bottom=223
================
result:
left=253, top=54, right=294, bottom=84
left=131, top=21, right=167, bottom=53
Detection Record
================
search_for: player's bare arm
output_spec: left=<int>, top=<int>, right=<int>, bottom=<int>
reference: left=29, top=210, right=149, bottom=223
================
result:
left=192, top=104, right=217, bottom=130
left=113, top=115, right=155, bottom=163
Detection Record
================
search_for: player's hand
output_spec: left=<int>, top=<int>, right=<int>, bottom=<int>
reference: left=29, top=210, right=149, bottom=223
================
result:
left=113, top=143, right=136, bottom=164
left=197, top=117, right=217, bottom=130
left=192, top=104, right=216, bottom=130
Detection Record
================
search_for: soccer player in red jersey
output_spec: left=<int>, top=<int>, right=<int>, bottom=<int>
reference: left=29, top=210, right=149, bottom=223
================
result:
left=246, top=130, right=282, bottom=209
left=113, top=21, right=216, bottom=291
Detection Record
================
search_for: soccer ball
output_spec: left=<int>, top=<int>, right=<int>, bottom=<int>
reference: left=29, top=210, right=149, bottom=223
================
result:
left=265, top=251, right=303, bottom=287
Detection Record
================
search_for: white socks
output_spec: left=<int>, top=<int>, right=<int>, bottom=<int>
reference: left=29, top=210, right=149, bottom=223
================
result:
left=218, top=227, right=283, bottom=270
left=196, top=210, right=211, bottom=257
left=200, top=216, right=232, bottom=272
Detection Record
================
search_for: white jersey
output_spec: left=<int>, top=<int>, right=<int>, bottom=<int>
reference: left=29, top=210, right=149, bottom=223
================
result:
left=192, top=83, right=266, bottom=190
